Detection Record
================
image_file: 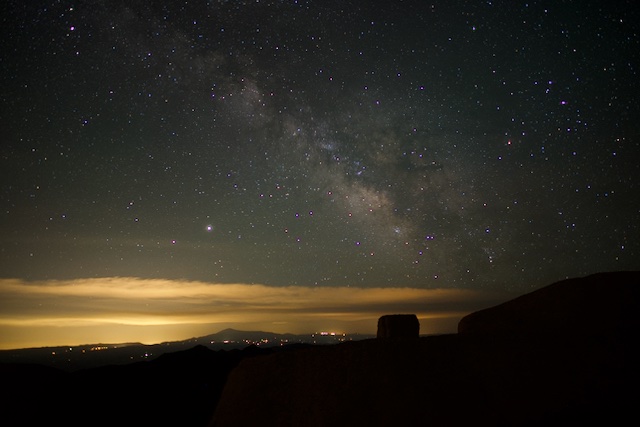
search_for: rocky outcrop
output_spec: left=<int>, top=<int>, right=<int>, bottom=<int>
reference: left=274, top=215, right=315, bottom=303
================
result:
left=210, top=336, right=481, bottom=426
left=376, top=314, right=419, bottom=339
left=458, top=270, right=640, bottom=336
left=211, top=271, right=640, bottom=427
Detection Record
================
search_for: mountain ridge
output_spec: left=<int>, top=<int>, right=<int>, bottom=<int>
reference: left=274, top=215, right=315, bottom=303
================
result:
left=0, top=327, right=373, bottom=371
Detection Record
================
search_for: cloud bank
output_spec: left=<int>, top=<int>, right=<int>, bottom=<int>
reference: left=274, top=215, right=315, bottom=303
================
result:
left=0, top=277, right=511, bottom=349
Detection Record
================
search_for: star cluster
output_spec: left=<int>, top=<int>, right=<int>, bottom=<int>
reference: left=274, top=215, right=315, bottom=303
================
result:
left=1, top=0, right=639, bottom=292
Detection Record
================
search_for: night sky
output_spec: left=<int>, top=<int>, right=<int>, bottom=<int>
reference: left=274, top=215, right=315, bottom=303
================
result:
left=1, top=1, right=639, bottom=348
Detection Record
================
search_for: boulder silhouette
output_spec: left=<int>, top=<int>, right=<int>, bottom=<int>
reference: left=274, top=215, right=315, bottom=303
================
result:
left=376, top=314, right=419, bottom=339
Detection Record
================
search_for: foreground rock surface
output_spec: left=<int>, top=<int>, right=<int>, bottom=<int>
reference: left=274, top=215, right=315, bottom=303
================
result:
left=211, top=271, right=640, bottom=426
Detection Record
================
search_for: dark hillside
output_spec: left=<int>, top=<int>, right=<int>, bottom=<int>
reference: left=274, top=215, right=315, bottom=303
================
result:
left=211, top=271, right=640, bottom=426
left=2, top=345, right=270, bottom=427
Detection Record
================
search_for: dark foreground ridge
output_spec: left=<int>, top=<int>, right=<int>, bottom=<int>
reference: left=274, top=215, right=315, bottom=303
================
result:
left=2, top=271, right=638, bottom=426
left=211, top=271, right=640, bottom=426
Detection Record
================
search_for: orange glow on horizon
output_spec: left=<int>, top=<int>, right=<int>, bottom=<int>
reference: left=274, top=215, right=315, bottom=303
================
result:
left=0, top=277, right=511, bottom=350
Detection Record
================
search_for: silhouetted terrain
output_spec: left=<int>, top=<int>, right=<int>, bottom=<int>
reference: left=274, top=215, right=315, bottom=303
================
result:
left=2, top=271, right=638, bottom=426
left=1, top=343, right=307, bottom=426
left=211, top=271, right=639, bottom=426
left=0, top=329, right=368, bottom=371
left=1, top=331, right=366, bottom=426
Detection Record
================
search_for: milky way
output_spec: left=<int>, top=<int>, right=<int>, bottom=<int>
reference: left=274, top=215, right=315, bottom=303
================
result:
left=2, top=0, right=639, bottom=292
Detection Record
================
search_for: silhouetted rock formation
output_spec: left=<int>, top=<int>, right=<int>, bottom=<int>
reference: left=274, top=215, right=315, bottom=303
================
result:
left=211, top=271, right=640, bottom=427
left=211, top=336, right=477, bottom=426
left=376, top=314, right=419, bottom=339
left=458, top=270, right=640, bottom=337
left=454, top=271, right=640, bottom=426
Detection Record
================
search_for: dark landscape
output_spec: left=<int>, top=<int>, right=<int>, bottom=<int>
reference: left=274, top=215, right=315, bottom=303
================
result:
left=0, top=329, right=365, bottom=372
left=2, top=271, right=638, bottom=426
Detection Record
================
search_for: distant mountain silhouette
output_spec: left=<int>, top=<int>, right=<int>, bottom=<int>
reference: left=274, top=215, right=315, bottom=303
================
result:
left=197, top=328, right=301, bottom=343
left=211, top=271, right=640, bottom=426
left=0, top=328, right=365, bottom=371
